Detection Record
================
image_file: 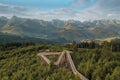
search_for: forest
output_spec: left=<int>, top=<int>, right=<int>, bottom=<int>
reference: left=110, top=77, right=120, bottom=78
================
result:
left=0, top=41, right=120, bottom=80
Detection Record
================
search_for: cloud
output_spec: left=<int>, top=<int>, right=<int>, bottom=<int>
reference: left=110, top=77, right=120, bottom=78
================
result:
left=0, top=3, right=32, bottom=17
left=32, top=0, right=120, bottom=21
left=92, top=0, right=120, bottom=13
left=0, top=3, right=26, bottom=11
left=0, top=0, right=120, bottom=21
left=107, top=13, right=120, bottom=19
left=96, top=0, right=120, bottom=9
left=75, top=0, right=120, bottom=20
left=0, top=3, right=100, bottom=21
left=0, top=3, right=75, bottom=20
left=107, top=14, right=113, bottom=17
left=28, top=8, right=79, bottom=20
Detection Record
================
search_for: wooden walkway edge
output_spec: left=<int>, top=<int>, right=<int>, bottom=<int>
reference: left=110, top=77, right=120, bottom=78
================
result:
left=37, top=50, right=89, bottom=80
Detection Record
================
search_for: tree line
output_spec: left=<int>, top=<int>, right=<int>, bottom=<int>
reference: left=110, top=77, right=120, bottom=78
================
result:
left=67, top=39, right=120, bottom=52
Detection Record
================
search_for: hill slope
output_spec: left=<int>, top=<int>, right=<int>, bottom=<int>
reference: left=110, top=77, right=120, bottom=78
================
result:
left=0, top=16, right=120, bottom=42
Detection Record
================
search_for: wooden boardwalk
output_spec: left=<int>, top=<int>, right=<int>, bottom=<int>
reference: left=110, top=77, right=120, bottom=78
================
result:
left=37, top=50, right=88, bottom=80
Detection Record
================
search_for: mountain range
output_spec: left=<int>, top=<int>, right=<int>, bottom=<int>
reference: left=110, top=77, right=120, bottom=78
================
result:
left=0, top=16, right=120, bottom=42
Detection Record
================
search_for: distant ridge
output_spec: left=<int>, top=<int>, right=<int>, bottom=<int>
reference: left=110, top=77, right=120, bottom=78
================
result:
left=0, top=16, right=120, bottom=42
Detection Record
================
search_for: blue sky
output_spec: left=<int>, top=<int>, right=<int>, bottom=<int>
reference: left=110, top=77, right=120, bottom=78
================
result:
left=0, top=0, right=120, bottom=21
left=0, top=0, right=96, bottom=10
left=0, top=0, right=72, bottom=9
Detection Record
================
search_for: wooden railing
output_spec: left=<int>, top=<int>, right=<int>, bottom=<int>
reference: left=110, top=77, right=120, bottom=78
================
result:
left=37, top=50, right=89, bottom=80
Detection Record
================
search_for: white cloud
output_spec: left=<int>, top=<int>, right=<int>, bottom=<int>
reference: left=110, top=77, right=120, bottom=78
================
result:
left=107, top=14, right=113, bottom=17
left=27, top=8, right=79, bottom=20
left=0, top=0, right=120, bottom=21
left=0, top=3, right=37, bottom=18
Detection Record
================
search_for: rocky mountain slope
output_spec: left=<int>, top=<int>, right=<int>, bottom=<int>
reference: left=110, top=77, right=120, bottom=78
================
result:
left=0, top=16, right=120, bottom=42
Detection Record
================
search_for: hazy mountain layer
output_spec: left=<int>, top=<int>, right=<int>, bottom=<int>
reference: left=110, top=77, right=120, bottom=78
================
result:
left=0, top=16, right=120, bottom=42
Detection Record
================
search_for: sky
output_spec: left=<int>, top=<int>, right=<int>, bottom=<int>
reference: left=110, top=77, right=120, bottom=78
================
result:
left=0, top=0, right=120, bottom=21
